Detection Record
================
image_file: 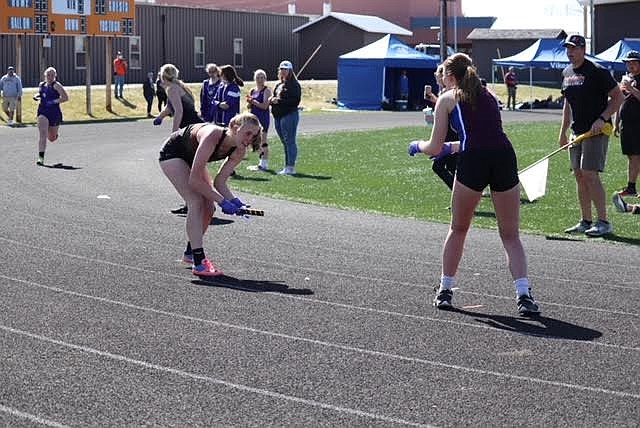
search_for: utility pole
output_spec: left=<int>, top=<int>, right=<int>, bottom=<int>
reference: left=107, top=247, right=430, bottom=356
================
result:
left=439, top=0, right=448, bottom=61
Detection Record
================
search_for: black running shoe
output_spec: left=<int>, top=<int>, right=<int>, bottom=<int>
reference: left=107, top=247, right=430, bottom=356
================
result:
left=517, top=291, right=540, bottom=316
left=433, top=288, right=453, bottom=309
left=171, top=204, right=188, bottom=214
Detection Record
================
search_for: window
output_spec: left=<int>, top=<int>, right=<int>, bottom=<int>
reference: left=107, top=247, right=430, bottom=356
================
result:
left=67, top=0, right=76, bottom=9
left=233, top=38, right=243, bottom=69
left=194, top=37, right=205, bottom=68
left=74, top=36, right=87, bottom=69
left=129, top=36, right=141, bottom=69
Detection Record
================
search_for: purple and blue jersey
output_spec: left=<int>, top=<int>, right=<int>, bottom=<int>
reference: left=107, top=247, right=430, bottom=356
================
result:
left=37, top=81, right=62, bottom=126
left=250, top=87, right=270, bottom=131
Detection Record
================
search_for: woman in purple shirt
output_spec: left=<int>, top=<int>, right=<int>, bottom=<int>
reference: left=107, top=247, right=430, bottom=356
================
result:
left=35, top=67, right=69, bottom=166
left=246, top=69, right=272, bottom=171
left=408, top=53, right=539, bottom=316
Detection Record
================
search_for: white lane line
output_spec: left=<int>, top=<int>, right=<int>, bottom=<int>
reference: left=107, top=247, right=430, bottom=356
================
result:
left=2, top=273, right=638, bottom=353
left=0, top=325, right=432, bottom=428
left=0, top=235, right=638, bottom=317
left=5, top=213, right=640, bottom=293
left=2, top=275, right=639, bottom=399
left=0, top=404, right=68, bottom=428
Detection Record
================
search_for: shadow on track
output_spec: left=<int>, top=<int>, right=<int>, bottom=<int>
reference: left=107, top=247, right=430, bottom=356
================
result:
left=193, top=275, right=314, bottom=295
left=450, top=308, right=602, bottom=341
left=42, top=162, right=82, bottom=170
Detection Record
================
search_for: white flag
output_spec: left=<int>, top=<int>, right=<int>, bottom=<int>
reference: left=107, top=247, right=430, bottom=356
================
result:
left=519, top=158, right=549, bottom=202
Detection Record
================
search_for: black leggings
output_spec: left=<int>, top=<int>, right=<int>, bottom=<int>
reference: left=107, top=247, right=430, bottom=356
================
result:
left=432, top=153, right=459, bottom=190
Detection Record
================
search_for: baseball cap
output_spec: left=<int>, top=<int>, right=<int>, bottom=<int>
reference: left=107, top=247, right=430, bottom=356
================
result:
left=278, top=60, right=293, bottom=70
left=563, top=34, right=586, bottom=48
left=622, top=50, right=640, bottom=62
left=7, top=66, right=14, bottom=70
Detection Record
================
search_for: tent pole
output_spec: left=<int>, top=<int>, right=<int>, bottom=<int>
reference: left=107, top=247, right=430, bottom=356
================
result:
left=530, top=67, right=533, bottom=111
left=382, top=66, right=386, bottom=110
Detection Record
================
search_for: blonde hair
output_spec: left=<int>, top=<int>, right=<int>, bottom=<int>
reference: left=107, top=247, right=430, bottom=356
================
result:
left=229, top=112, right=262, bottom=150
left=444, top=53, right=482, bottom=109
left=253, top=69, right=267, bottom=80
left=44, top=66, right=57, bottom=77
left=159, top=63, right=195, bottom=99
left=206, top=63, right=219, bottom=74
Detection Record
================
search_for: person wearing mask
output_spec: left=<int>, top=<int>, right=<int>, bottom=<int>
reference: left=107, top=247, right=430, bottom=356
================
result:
left=0, top=66, right=23, bottom=126
left=407, top=53, right=540, bottom=316
left=213, top=65, right=243, bottom=126
left=270, top=60, right=301, bottom=175
left=34, top=67, right=69, bottom=166
left=200, top=63, right=221, bottom=123
left=246, top=69, right=272, bottom=171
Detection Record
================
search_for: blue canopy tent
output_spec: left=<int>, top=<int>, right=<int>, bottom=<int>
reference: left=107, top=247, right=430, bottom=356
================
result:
left=597, top=39, right=640, bottom=72
left=492, top=38, right=614, bottom=108
left=338, top=34, right=439, bottom=110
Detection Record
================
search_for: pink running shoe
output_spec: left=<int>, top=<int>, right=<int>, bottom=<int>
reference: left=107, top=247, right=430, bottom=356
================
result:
left=192, top=259, right=224, bottom=277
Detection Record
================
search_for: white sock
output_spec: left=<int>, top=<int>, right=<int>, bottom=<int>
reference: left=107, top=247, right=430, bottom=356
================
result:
left=514, top=278, right=530, bottom=297
left=259, top=159, right=268, bottom=169
left=439, top=274, right=456, bottom=292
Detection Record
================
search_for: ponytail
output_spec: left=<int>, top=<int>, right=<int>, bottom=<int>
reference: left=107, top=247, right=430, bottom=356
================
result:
left=444, top=53, right=483, bottom=109
left=220, top=65, right=244, bottom=87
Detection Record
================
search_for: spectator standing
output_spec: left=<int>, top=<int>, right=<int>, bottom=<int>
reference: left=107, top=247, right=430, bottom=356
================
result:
left=35, top=67, right=69, bottom=166
left=399, top=70, right=409, bottom=101
left=614, top=50, right=640, bottom=197
left=559, top=34, right=624, bottom=237
left=0, top=66, right=23, bottom=126
left=246, top=69, right=272, bottom=171
left=504, top=66, right=518, bottom=110
left=156, top=73, right=168, bottom=112
left=200, top=63, right=221, bottom=123
left=143, top=72, right=156, bottom=118
left=213, top=65, right=243, bottom=126
left=113, top=51, right=128, bottom=98
left=270, top=60, right=301, bottom=175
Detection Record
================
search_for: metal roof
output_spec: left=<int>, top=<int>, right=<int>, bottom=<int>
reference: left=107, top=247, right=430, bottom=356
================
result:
left=467, top=28, right=567, bottom=40
left=292, top=12, right=412, bottom=36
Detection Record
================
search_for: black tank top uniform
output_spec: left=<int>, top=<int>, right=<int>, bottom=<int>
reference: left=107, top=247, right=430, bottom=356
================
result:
left=159, top=124, right=235, bottom=166
left=179, top=92, right=204, bottom=128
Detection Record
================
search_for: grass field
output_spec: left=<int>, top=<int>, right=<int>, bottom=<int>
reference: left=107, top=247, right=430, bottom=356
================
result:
left=229, top=122, right=639, bottom=244
left=3, top=81, right=559, bottom=125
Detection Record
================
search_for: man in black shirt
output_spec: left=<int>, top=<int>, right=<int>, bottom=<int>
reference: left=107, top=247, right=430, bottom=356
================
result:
left=558, top=34, right=624, bottom=237
left=614, top=50, right=640, bottom=198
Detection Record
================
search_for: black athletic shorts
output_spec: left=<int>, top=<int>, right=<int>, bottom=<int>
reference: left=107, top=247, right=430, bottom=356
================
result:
left=455, top=146, right=519, bottom=192
left=621, top=123, right=640, bottom=156
left=158, top=127, right=195, bottom=166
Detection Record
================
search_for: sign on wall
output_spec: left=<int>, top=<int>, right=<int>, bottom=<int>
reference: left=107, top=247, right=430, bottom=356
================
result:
left=0, top=0, right=135, bottom=36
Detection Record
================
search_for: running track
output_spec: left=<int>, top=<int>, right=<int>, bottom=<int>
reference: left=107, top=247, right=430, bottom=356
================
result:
left=0, top=113, right=638, bottom=427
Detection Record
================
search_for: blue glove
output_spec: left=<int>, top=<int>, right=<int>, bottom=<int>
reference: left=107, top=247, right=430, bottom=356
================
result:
left=230, top=197, right=249, bottom=208
left=153, top=117, right=163, bottom=126
left=408, top=141, right=422, bottom=157
left=219, top=199, right=240, bottom=215
left=430, top=142, right=453, bottom=161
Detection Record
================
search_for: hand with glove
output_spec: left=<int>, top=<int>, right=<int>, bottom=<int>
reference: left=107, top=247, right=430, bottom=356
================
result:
left=230, top=197, right=249, bottom=209
left=430, top=142, right=459, bottom=161
left=408, top=140, right=424, bottom=157
left=219, top=199, right=241, bottom=215
left=153, top=117, right=163, bottom=126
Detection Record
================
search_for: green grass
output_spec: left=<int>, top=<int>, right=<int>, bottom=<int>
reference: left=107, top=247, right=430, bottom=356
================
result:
left=226, top=122, right=639, bottom=244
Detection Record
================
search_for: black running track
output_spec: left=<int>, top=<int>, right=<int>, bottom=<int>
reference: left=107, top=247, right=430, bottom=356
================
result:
left=0, top=113, right=638, bottom=427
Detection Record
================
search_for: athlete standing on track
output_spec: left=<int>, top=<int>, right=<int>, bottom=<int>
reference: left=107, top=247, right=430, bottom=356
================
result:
left=35, top=67, right=69, bottom=166
left=408, top=53, right=539, bottom=316
left=159, top=112, right=262, bottom=276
